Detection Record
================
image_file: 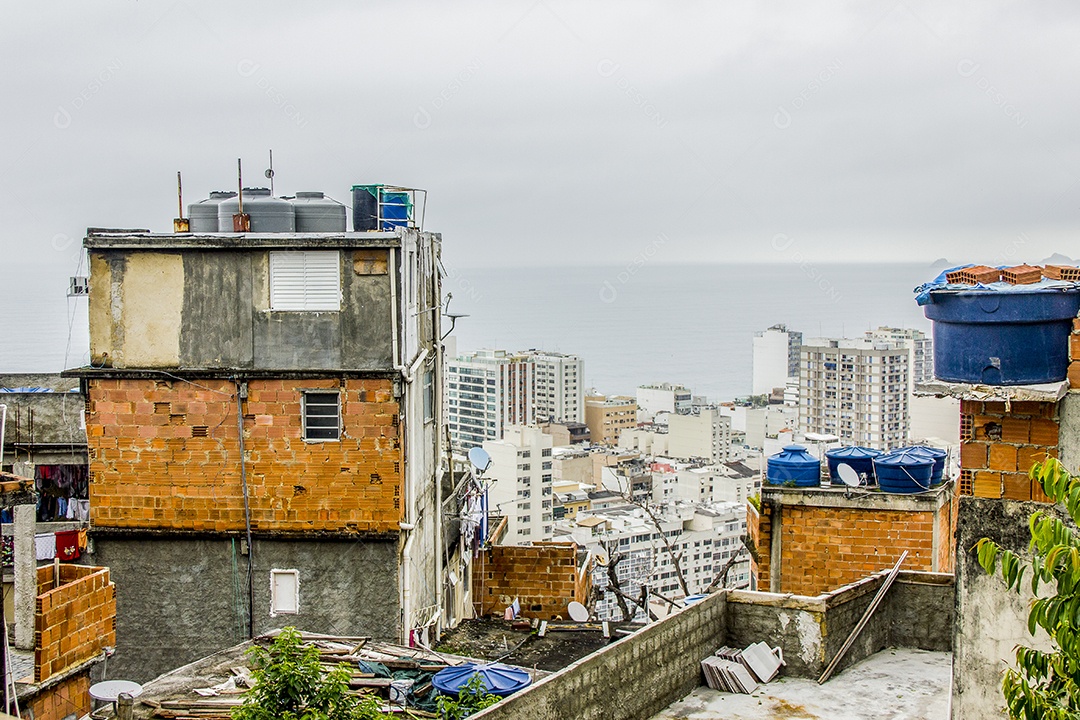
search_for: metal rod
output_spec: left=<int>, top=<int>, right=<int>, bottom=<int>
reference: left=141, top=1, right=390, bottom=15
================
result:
left=818, top=551, right=908, bottom=684
left=237, top=159, right=244, bottom=214
left=177, top=171, right=183, bottom=218
left=235, top=381, right=255, bottom=638
left=268, top=150, right=274, bottom=196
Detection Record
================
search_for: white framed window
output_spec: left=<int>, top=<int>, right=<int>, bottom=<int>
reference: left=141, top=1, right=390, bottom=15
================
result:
left=270, top=569, right=299, bottom=616
left=269, top=251, right=341, bottom=311
left=303, top=391, right=341, bottom=441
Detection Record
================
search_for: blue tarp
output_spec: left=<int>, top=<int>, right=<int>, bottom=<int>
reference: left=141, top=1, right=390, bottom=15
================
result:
left=914, top=265, right=1080, bottom=306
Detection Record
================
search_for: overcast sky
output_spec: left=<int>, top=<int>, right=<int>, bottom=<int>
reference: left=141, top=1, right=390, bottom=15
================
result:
left=2, top=1, right=1078, bottom=276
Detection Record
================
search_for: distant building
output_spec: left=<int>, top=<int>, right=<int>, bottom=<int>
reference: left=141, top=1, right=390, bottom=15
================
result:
left=619, top=408, right=733, bottom=464
left=636, top=383, right=692, bottom=420
left=799, top=337, right=910, bottom=449
left=864, top=326, right=933, bottom=386
left=752, top=324, right=802, bottom=396
left=585, top=395, right=637, bottom=446
left=447, top=349, right=535, bottom=448
left=484, top=425, right=554, bottom=542
left=541, top=421, right=590, bottom=446
left=524, top=351, right=584, bottom=424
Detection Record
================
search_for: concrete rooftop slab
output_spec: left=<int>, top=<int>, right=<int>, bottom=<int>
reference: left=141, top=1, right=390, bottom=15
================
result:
left=651, top=648, right=951, bottom=720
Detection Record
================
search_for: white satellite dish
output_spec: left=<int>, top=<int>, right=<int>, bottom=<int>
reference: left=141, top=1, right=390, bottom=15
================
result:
left=468, top=447, right=492, bottom=475
left=836, top=463, right=861, bottom=488
left=567, top=601, right=589, bottom=622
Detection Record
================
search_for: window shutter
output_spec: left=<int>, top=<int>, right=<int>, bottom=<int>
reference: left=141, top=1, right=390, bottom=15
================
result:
left=270, top=251, right=341, bottom=311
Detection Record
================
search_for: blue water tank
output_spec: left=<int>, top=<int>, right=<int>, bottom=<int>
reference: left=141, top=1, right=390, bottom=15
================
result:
left=433, top=662, right=531, bottom=698
left=824, top=446, right=882, bottom=484
left=766, top=445, right=821, bottom=487
left=874, top=449, right=934, bottom=494
left=902, top=446, right=947, bottom=486
left=923, top=289, right=1080, bottom=385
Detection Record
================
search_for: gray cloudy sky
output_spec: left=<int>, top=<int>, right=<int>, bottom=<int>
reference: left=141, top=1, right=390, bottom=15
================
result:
left=2, top=0, right=1078, bottom=277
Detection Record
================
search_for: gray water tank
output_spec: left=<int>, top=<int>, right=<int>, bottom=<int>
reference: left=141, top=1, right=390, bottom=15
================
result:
left=217, top=188, right=296, bottom=232
left=290, top=192, right=347, bottom=232
left=188, top=191, right=236, bottom=232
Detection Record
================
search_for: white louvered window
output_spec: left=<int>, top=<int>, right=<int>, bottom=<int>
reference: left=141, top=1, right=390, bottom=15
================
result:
left=269, top=251, right=341, bottom=311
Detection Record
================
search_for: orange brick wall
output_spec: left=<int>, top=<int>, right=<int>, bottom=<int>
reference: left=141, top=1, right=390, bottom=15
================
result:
left=776, top=506, right=936, bottom=596
left=86, top=377, right=402, bottom=534
left=1070, top=318, right=1080, bottom=389
left=959, top=399, right=1059, bottom=502
left=26, top=670, right=92, bottom=720
left=35, top=565, right=116, bottom=683
left=748, top=502, right=771, bottom=592
left=473, top=542, right=590, bottom=620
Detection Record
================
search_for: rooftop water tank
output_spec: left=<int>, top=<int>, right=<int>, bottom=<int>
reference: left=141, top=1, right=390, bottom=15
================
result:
left=874, top=449, right=934, bottom=494
left=824, top=446, right=882, bottom=485
left=290, top=192, right=346, bottom=232
left=217, top=188, right=295, bottom=232
left=901, top=446, right=947, bottom=486
left=766, top=445, right=821, bottom=487
left=923, top=288, right=1080, bottom=384
left=188, top=191, right=236, bottom=232
left=432, top=662, right=531, bottom=698
left=351, top=185, right=413, bottom=231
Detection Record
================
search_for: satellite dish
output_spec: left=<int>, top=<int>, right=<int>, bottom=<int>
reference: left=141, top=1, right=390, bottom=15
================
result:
left=567, top=601, right=589, bottom=622
left=836, top=463, right=861, bottom=488
left=468, top=447, right=492, bottom=475
left=593, top=550, right=609, bottom=567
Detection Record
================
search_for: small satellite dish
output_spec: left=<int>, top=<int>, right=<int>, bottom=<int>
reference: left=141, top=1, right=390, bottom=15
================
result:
left=567, top=601, right=589, bottom=622
left=468, top=447, right=492, bottom=475
left=836, top=463, right=861, bottom=488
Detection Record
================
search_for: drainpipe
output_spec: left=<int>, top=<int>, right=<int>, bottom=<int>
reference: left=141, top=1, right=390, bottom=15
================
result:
left=401, top=530, right=415, bottom=645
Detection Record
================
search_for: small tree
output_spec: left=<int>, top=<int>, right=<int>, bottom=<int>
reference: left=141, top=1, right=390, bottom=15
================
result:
left=976, top=458, right=1080, bottom=720
left=233, top=627, right=389, bottom=720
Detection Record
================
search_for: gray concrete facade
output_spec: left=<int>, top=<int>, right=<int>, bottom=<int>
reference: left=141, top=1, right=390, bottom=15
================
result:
left=86, top=534, right=401, bottom=684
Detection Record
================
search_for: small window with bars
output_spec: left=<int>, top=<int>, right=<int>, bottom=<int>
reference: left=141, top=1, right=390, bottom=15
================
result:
left=269, top=251, right=341, bottom=311
left=303, top=392, right=340, bottom=441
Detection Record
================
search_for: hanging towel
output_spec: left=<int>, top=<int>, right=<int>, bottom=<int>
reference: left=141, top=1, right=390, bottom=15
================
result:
left=77, top=529, right=88, bottom=551
left=55, top=530, right=80, bottom=561
left=34, top=533, right=56, bottom=561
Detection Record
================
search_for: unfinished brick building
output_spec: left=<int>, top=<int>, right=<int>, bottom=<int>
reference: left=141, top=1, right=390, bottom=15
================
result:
left=69, top=204, right=446, bottom=681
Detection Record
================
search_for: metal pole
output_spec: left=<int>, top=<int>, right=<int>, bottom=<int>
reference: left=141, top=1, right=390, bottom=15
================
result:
left=0, top=404, right=7, bottom=470
left=235, top=381, right=255, bottom=638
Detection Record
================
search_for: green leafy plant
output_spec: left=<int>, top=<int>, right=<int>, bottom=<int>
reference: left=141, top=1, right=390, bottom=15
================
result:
left=976, top=458, right=1080, bottom=720
left=747, top=494, right=761, bottom=512
left=435, top=674, right=500, bottom=719
left=232, top=627, right=390, bottom=720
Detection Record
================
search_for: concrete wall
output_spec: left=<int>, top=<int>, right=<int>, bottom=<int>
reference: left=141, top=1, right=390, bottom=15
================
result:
left=86, top=534, right=400, bottom=683
left=0, top=375, right=87, bottom=470
left=952, top=496, right=1057, bottom=720
left=473, top=591, right=728, bottom=720
left=88, top=247, right=396, bottom=371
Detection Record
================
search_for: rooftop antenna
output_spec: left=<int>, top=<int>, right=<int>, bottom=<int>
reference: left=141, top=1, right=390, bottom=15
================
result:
left=173, top=171, right=189, bottom=233
left=441, top=293, right=470, bottom=341
left=265, top=149, right=275, bottom=196
left=233, top=158, right=250, bottom=232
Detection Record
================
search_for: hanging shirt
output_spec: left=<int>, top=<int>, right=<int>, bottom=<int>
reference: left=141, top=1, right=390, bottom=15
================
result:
left=34, top=533, right=56, bottom=561
left=55, top=531, right=80, bottom=561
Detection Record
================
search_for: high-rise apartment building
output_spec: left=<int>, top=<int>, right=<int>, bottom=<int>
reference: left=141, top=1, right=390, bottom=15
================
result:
left=864, top=327, right=933, bottom=386
left=483, top=425, right=554, bottom=542
left=524, top=351, right=584, bottom=424
left=447, top=349, right=534, bottom=449
left=752, top=324, right=803, bottom=396
left=799, top=338, right=910, bottom=449
left=585, top=395, right=638, bottom=446
left=637, top=383, right=692, bottom=419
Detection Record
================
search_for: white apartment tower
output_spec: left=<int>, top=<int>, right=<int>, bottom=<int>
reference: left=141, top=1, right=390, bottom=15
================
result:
left=483, top=425, right=554, bottom=543
left=637, top=383, right=693, bottom=419
left=864, top=327, right=933, bottom=386
left=799, top=337, right=910, bottom=449
left=447, top=349, right=535, bottom=449
left=752, top=324, right=803, bottom=396
left=523, top=351, right=584, bottom=424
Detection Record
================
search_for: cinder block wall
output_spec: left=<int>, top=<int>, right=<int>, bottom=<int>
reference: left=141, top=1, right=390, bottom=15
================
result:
left=86, top=377, right=402, bottom=533
left=473, top=543, right=589, bottom=620
left=473, top=591, right=728, bottom=720
left=959, top=400, right=1059, bottom=501
left=34, top=565, right=116, bottom=682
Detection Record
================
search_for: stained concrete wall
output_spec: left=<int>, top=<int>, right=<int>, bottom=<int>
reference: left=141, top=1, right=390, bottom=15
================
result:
left=86, top=534, right=400, bottom=683
left=0, top=374, right=86, bottom=461
left=952, top=496, right=1060, bottom=720
left=472, top=591, right=728, bottom=720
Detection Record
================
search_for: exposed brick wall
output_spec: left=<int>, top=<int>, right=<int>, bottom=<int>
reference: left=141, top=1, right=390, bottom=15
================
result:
left=473, top=542, right=591, bottom=620
left=86, top=378, right=402, bottom=534
left=775, top=506, right=935, bottom=596
left=35, top=564, right=116, bottom=683
left=748, top=502, right=771, bottom=592
left=1071, top=318, right=1080, bottom=389
left=959, top=399, right=1059, bottom=502
left=25, top=670, right=92, bottom=720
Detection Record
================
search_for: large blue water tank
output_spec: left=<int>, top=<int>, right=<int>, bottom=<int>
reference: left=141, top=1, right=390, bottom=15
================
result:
left=923, top=289, right=1080, bottom=385
left=824, top=446, right=882, bottom=484
left=902, top=446, right=947, bottom=486
left=766, top=445, right=821, bottom=487
left=874, top=449, right=934, bottom=494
